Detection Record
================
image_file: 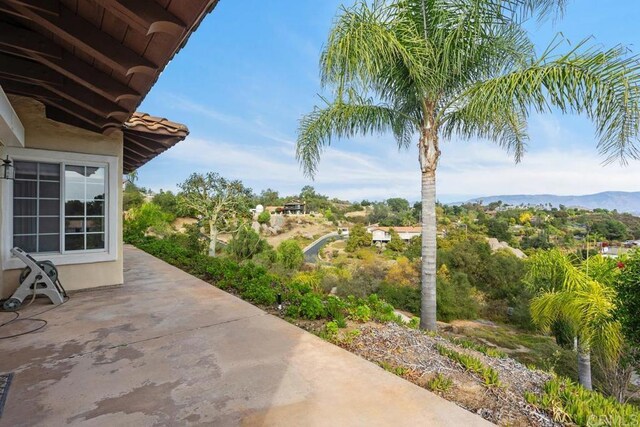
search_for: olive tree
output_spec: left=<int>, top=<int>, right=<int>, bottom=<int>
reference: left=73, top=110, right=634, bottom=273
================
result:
left=178, top=172, right=252, bottom=257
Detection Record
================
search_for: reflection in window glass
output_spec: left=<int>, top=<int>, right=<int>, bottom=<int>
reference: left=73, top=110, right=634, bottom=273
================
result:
left=64, top=165, right=106, bottom=251
left=12, top=161, right=61, bottom=253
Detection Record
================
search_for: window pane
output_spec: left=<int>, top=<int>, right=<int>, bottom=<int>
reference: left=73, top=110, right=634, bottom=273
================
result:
left=39, top=217, right=59, bottom=234
left=14, top=180, right=37, bottom=198
left=86, top=183, right=105, bottom=201
left=39, top=235, right=60, bottom=252
left=65, top=165, right=85, bottom=180
left=14, top=161, right=37, bottom=180
left=65, top=199, right=84, bottom=216
left=14, top=199, right=37, bottom=216
left=65, top=218, right=84, bottom=233
left=85, top=217, right=103, bottom=232
left=86, top=233, right=105, bottom=250
left=65, top=181, right=84, bottom=201
left=65, top=234, right=84, bottom=251
left=14, top=235, right=37, bottom=252
left=40, top=181, right=60, bottom=198
left=40, top=199, right=60, bottom=216
left=39, top=163, right=60, bottom=181
left=13, top=161, right=63, bottom=255
left=14, top=217, right=36, bottom=235
left=86, top=167, right=104, bottom=182
left=86, top=201, right=104, bottom=216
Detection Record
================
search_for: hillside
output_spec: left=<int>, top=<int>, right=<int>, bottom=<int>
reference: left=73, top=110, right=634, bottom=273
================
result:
left=465, top=191, right=640, bottom=214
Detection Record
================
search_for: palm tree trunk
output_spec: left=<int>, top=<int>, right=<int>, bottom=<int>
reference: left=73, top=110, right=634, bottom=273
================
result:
left=577, top=340, right=593, bottom=390
left=420, top=169, right=438, bottom=330
left=209, top=223, right=218, bottom=257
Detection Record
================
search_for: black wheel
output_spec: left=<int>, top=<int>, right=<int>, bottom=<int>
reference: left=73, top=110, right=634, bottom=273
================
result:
left=39, top=261, right=58, bottom=282
left=3, top=298, right=22, bottom=311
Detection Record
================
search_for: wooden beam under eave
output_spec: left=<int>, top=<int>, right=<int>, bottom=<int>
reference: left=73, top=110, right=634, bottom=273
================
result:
left=6, top=0, right=58, bottom=15
left=0, top=52, right=63, bottom=85
left=42, top=79, right=130, bottom=121
left=124, top=137, right=162, bottom=156
left=45, top=104, right=102, bottom=134
left=123, top=146, right=147, bottom=162
left=0, top=77, right=62, bottom=100
left=124, top=133, right=168, bottom=152
left=0, top=65, right=129, bottom=120
left=43, top=97, right=119, bottom=129
left=123, top=146, right=156, bottom=159
left=3, top=1, right=158, bottom=76
left=92, top=0, right=186, bottom=37
left=0, top=27, right=141, bottom=102
left=0, top=21, right=62, bottom=59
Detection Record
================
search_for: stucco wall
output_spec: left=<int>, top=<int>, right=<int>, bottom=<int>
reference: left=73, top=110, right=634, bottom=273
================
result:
left=0, top=96, right=123, bottom=298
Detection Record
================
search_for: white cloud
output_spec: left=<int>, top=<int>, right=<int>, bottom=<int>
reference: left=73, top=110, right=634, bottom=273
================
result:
left=143, top=133, right=640, bottom=203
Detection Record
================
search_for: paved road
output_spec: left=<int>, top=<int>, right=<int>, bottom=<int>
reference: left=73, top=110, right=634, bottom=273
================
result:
left=303, top=232, right=343, bottom=263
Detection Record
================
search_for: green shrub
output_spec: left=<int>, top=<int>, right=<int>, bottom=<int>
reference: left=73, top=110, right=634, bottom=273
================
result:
left=124, top=202, right=175, bottom=243
left=277, top=240, right=304, bottom=270
left=427, top=373, right=453, bottom=393
left=377, top=283, right=420, bottom=314
left=349, top=304, right=372, bottom=322
left=436, top=272, right=480, bottom=322
left=345, top=224, right=372, bottom=252
left=408, top=317, right=420, bottom=329
left=366, top=294, right=399, bottom=323
left=226, top=226, right=269, bottom=260
left=257, top=210, right=271, bottom=225
left=321, top=321, right=339, bottom=341
left=527, top=377, right=640, bottom=426
left=298, top=293, right=326, bottom=319
left=325, top=296, right=347, bottom=324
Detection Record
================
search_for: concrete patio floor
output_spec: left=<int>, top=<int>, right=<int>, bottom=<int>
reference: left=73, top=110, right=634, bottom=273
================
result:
left=0, top=245, right=492, bottom=426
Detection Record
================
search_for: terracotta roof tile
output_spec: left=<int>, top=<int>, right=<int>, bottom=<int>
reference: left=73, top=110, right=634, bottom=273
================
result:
left=124, top=112, right=189, bottom=137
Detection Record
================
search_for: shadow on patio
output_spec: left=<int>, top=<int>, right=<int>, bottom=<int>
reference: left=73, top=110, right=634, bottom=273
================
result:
left=0, top=245, right=491, bottom=426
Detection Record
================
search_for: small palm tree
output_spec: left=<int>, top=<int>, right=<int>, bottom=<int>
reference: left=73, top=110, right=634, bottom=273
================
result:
left=526, top=250, right=622, bottom=390
left=296, top=0, right=640, bottom=330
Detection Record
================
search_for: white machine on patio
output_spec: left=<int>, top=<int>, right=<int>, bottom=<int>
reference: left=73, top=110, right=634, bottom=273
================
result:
left=2, top=247, right=66, bottom=311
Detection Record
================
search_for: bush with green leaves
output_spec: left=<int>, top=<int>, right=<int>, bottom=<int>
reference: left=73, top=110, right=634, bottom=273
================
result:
left=616, top=250, right=640, bottom=349
left=386, top=228, right=406, bottom=252
left=295, top=293, right=326, bottom=319
left=277, top=239, right=304, bottom=270
left=436, top=272, right=480, bottom=322
left=226, top=226, right=269, bottom=261
left=257, top=210, right=271, bottom=225
left=348, top=303, right=372, bottom=322
left=345, top=224, right=372, bottom=252
left=377, top=283, right=420, bottom=315
left=321, top=321, right=339, bottom=341
left=124, top=202, right=175, bottom=243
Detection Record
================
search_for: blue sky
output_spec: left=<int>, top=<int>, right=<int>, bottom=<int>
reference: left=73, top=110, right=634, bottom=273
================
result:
left=138, top=0, right=640, bottom=203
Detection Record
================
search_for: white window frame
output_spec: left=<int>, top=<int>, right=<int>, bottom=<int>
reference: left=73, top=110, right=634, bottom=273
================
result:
left=2, top=147, right=119, bottom=269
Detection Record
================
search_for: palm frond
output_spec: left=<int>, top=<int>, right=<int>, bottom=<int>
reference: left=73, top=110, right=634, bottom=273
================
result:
left=457, top=38, right=640, bottom=163
left=296, top=97, right=417, bottom=177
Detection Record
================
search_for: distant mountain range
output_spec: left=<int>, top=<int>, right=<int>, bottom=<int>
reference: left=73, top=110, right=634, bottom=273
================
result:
left=463, top=191, right=640, bottom=214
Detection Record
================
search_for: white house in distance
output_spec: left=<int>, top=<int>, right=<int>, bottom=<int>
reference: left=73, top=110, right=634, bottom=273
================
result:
left=0, top=1, right=220, bottom=299
left=367, top=226, right=421, bottom=244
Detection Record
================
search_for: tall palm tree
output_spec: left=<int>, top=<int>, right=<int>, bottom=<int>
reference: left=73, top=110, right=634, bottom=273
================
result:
left=296, top=0, right=640, bottom=330
left=526, top=250, right=622, bottom=390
